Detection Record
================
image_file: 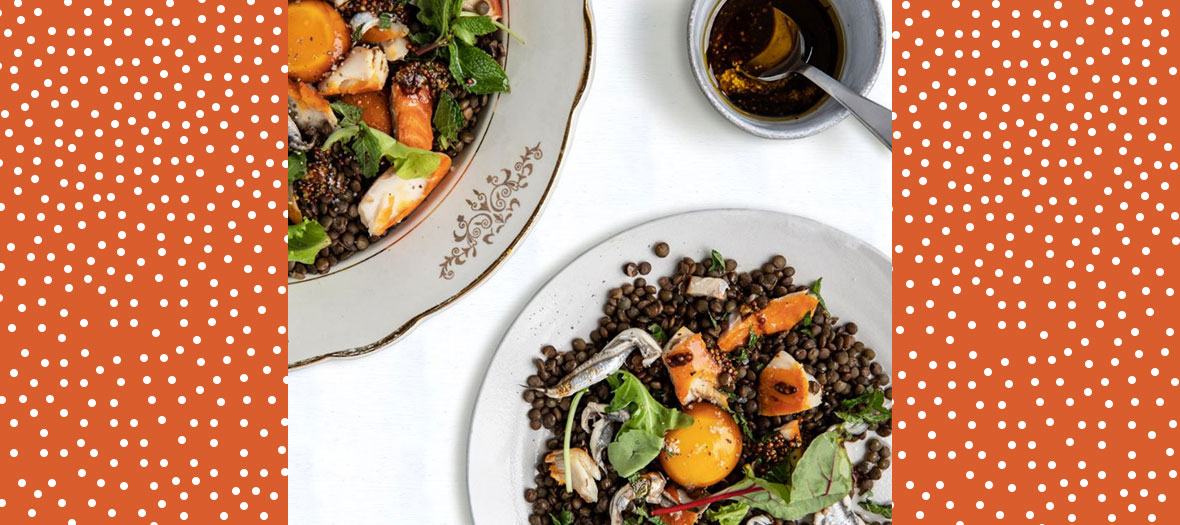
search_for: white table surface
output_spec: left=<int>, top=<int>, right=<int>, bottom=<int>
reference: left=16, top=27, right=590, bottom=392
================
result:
left=290, top=1, right=892, bottom=523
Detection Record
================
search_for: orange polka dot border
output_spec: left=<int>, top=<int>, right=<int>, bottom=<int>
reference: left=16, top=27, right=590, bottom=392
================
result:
left=895, top=1, right=1178, bottom=524
left=0, top=1, right=286, bottom=523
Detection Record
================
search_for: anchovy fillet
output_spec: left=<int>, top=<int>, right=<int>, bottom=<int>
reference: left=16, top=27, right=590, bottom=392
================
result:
left=541, top=328, right=663, bottom=398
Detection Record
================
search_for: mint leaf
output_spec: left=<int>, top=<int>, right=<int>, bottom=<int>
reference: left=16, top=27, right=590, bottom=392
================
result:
left=605, top=371, right=693, bottom=477
left=448, top=39, right=510, bottom=94
left=452, top=15, right=497, bottom=45
left=287, top=151, right=307, bottom=185
left=433, top=91, right=465, bottom=149
left=330, top=101, right=363, bottom=128
left=350, top=123, right=383, bottom=177
left=703, top=502, right=749, bottom=525
left=413, top=0, right=461, bottom=37
left=288, top=219, right=330, bottom=264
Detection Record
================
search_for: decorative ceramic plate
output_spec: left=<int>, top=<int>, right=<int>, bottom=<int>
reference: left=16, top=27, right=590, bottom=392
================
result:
left=288, top=1, right=595, bottom=368
left=465, top=209, right=892, bottom=523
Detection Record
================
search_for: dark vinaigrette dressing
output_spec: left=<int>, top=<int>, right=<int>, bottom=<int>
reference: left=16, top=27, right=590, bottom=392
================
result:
left=706, top=0, right=843, bottom=119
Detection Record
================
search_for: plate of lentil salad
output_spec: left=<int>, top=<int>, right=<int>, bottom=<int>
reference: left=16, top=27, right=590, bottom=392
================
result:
left=287, top=0, right=595, bottom=367
left=467, top=209, right=893, bottom=525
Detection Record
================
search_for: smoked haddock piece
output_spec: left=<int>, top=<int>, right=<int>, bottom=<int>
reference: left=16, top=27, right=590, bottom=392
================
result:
left=757, top=350, right=822, bottom=416
left=717, top=290, right=819, bottom=352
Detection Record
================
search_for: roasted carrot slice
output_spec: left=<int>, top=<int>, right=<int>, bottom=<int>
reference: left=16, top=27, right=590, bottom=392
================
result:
left=661, top=328, right=728, bottom=409
left=360, top=23, right=409, bottom=44
left=287, top=0, right=351, bottom=83
left=717, top=290, right=819, bottom=352
left=757, top=351, right=822, bottom=417
left=340, top=91, right=393, bottom=134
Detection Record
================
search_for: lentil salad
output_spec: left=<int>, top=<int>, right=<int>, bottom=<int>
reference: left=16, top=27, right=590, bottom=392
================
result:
left=287, top=0, right=512, bottom=279
left=521, top=246, right=893, bottom=525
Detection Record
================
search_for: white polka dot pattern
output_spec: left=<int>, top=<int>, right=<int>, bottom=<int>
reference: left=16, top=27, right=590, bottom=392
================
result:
left=895, top=1, right=1177, bottom=523
left=0, top=0, right=285, bottom=522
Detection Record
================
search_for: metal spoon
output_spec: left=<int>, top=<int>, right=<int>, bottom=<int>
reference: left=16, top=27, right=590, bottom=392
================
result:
left=745, top=9, right=893, bottom=150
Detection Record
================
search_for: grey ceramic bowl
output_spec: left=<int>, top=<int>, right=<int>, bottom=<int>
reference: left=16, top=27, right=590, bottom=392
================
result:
left=688, top=0, right=886, bottom=139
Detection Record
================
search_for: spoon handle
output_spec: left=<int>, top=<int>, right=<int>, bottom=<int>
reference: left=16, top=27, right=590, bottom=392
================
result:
left=797, top=64, right=893, bottom=151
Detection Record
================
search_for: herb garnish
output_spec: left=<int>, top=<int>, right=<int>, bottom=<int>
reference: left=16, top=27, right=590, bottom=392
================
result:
left=548, top=510, right=573, bottom=525
left=605, top=371, right=694, bottom=477
left=835, top=387, right=891, bottom=425
left=287, top=218, right=330, bottom=264
left=733, top=327, right=758, bottom=364
left=330, top=101, right=364, bottom=127
left=709, top=249, right=726, bottom=273
left=861, top=501, right=893, bottom=519
left=323, top=102, right=440, bottom=179
left=707, top=312, right=719, bottom=330
left=411, top=0, right=517, bottom=93
left=727, top=407, right=755, bottom=441
left=379, top=12, right=395, bottom=29
left=433, top=91, right=466, bottom=149
left=647, top=324, right=667, bottom=344
left=287, top=151, right=307, bottom=185
left=809, top=277, right=828, bottom=314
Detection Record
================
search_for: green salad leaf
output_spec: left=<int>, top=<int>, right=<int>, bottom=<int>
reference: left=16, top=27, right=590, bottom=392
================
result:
left=323, top=121, right=440, bottom=180
left=448, top=39, right=510, bottom=94
left=861, top=501, right=892, bottom=519
left=288, top=219, right=330, bottom=264
left=835, top=387, right=891, bottom=425
left=433, top=91, right=466, bottom=149
left=288, top=151, right=307, bottom=185
left=724, top=431, right=853, bottom=520
left=606, top=371, right=693, bottom=477
left=703, top=502, right=750, bottom=525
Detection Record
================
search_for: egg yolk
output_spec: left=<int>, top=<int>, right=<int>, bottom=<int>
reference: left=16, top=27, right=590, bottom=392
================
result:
left=659, top=403, right=743, bottom=489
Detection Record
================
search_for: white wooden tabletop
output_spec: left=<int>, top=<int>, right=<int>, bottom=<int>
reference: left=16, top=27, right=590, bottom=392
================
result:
left=290, top=1, right=892, bottom=522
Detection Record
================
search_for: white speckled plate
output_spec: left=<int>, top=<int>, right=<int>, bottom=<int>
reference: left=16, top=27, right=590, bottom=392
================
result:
left=467, top=209, right=892, bottom=523
left=289, top=0, right=595, bottom=368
